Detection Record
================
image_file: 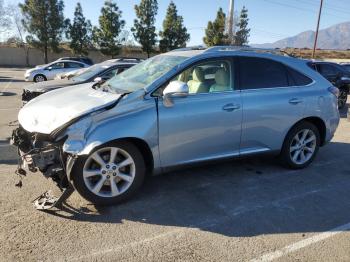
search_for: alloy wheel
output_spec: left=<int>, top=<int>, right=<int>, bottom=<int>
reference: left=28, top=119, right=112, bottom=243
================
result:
left=35, top=75, right=45, bottom=82
left=289, top=129, right=317, bottom=165
left=83, top=147, right=136, bottom=197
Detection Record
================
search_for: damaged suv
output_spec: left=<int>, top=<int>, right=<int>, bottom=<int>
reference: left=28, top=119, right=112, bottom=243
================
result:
left=12, top=47, right=340, bottom=208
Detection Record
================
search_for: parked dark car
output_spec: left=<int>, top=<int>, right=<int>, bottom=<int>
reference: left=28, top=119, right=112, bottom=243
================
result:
left=22, top=59, right=139, bottom=102
left=308, top=61, right=350, bottom=108
left=340, top=63, right=350, bottom=72
left=57, top=56, right=94, bottom=65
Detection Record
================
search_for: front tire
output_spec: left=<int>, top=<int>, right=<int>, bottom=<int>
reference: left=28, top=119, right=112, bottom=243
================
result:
left=34, top=74, right=47, bottom=82
left=72, top=141, right=146, bottom=205
left=280, top=122, right=320, bottom=169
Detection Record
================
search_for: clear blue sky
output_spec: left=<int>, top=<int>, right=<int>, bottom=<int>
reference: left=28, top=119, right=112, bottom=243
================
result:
left=5, top=0, right=350, bottom=45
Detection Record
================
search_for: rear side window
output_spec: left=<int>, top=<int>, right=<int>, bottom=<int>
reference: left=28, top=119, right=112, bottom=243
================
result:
left=239, top=57, right=288, bottom=89
left=286, top=67, right=313, bottom=86
left=65, top=62, right=84, bottom=68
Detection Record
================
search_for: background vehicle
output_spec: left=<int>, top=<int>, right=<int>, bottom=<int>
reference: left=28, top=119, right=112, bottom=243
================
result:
left=56, top=56, right=94, bottom=65
left=308, top=61, right=350, bottom=108
left=24, top=60, right=90, bottom=82
left=54, top=67, right=88, bottom=80
left=13, top=47, right=339, bottom=207
left=22, top=59, right=140, bottom=102
left=339, top=62, right=350, bottom=72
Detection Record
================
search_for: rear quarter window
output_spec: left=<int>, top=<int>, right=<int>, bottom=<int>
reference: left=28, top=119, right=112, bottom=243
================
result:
left=286, top=67, right=313, bottom=86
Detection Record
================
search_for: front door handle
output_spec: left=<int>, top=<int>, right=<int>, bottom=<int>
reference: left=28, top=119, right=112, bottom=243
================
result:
left=222, top=103, right=240, bottom=112
left=289, top=98, right=303, bottom=105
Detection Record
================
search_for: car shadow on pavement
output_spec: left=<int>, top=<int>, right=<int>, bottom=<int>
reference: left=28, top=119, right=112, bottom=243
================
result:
left=0, top=92, right=17, bottom=96
left=43, top=141, right=350, bottom=237
left=0, top=78, right=25, bottom=83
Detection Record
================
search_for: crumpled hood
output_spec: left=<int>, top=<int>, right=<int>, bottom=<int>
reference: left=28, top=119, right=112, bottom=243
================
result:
left=24, top=79, right=76, bottom=92
left=18, top=83, right=121, bottom=134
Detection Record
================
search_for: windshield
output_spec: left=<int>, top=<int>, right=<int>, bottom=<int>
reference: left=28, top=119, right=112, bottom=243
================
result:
left=72, top=64, right=110, bottom=82
left=104, top=55, right=188, bottom=92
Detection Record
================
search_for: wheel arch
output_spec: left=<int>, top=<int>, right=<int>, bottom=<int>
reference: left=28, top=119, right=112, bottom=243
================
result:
left=288, top=117, right=327, bottom=146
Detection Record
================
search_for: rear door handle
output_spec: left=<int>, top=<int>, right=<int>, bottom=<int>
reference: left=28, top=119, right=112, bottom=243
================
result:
left=289, top=98, right=303, bottom=105
left=222, top=103, right=240, bottom=112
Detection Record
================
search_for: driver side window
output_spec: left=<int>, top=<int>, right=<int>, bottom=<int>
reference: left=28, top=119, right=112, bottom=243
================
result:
left=172, top=59, right=233, bottom=94
left=50, top=62, right=65, bottom=70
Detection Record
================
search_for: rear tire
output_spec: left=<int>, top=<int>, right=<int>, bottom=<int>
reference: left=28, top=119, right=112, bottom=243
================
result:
left=34, top=74, right=47, bottom=82
left=280, top=121, right=320, bottom=169
left=72, top=141, right=146, bottom=205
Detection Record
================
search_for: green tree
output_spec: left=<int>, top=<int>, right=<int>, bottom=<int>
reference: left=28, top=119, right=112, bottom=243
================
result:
left=66, top=2, right=92, bottom=55
left=159, top=1, right=190, bottom=52
left=203, top=8, right=228, bottom=47
left=19, top=0, right=66, bottom=63
left=234, top=6, right=250, bottom=46
left=132, top=0, right=158, bottom=58
left=7, top=3, right=29, bottom=66
left=92, top=0, right=125, bottom=58
left=0, top=0, right=11, bottom=33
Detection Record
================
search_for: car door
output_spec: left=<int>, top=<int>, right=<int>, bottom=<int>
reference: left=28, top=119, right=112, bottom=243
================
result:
left=238, top=56, right=308, bottom=154
left=46, top=62, right=65, bottom=79
left=157, top=58, right=243, bottom=167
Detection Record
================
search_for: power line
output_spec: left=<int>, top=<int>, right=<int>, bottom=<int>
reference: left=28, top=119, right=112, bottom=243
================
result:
left=294, top=0, right=350, bottom=15
left=261, top=0, right=348, bottom=19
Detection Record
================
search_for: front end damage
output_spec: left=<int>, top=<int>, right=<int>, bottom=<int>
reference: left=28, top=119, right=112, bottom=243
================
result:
left=11, top=126, right=76, bottom=210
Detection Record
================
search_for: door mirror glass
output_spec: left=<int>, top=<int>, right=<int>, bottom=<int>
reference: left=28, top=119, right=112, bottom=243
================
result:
left=163, top=81, right=189, bottom=107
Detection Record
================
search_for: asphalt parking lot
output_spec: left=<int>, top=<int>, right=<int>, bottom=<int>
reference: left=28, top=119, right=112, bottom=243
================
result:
left=1, top=68, right=350, bottom=262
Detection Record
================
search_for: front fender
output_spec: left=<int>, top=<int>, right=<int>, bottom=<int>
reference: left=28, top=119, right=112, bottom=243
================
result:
left=63, top=96, right=160, bottom=170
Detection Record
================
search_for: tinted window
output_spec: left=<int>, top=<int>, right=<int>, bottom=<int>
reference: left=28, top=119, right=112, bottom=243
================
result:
left=65, top=62, right=84, bottom=68
left=239, top=57, right=289, bottom=89
left=286, top=67, right=313, bottom=86
left=50, top=62, right=64, bottom=69
left=319, top=64, right=338, bottom=75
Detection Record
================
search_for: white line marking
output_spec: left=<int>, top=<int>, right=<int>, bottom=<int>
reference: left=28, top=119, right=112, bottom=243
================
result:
left=251, top=222, right=350, bottom=262
left=1, top=80, right=13, bottom=92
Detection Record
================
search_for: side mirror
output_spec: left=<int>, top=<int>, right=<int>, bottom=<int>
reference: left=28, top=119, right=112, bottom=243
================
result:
left=163, top=81, right=189, bottom=107
left=94, top=77, right=104, bottom=83
left=47, top=66, right=52, bottom=71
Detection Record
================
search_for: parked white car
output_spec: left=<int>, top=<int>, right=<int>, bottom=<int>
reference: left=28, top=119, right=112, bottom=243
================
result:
left=24, top=60, right=90, bottom=82
left=54, top=67, right=88, bottom=80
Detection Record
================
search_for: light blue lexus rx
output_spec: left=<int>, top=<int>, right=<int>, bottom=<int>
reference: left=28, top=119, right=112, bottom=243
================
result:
left=13, top=46, right=340, bottom=207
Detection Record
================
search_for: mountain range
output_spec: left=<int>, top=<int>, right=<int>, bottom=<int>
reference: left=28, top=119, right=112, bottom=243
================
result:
left=253, top=22, right=350, bottom=50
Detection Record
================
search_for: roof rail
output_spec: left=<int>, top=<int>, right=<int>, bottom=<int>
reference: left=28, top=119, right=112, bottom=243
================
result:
left=169, top=46, right=207, bottom=52
left=204, top=46, right=293, bottom=57
left=114, top=57, right=144, bottom=61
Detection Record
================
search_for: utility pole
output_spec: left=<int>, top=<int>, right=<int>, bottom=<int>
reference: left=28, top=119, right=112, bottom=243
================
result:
left=312, top=0, right=323, bottom=59
left=227, top=0, right=235, bottom=45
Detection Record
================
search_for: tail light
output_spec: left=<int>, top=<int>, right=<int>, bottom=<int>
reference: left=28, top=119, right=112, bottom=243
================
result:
left=328, top=86, right=340, bottom=98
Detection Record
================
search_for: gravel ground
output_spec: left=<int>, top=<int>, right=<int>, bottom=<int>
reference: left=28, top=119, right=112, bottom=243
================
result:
left=0, top=68, right=350, bottom=262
